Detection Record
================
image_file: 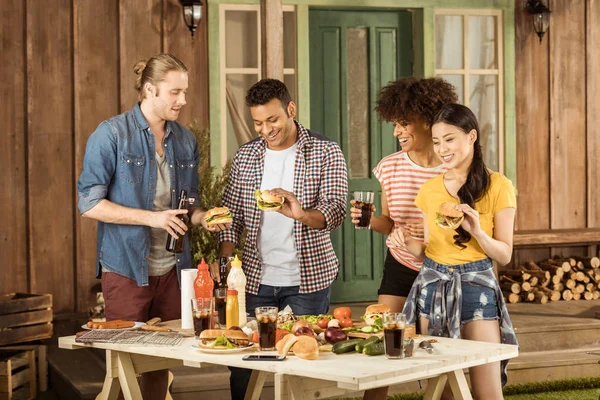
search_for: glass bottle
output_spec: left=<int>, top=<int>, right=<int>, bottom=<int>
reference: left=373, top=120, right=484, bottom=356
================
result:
left=166, top=189, right=188, bottom=253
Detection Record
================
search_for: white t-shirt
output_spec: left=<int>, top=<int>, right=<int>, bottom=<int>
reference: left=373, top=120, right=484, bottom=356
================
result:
left=258, top=142, right=300, bottom=286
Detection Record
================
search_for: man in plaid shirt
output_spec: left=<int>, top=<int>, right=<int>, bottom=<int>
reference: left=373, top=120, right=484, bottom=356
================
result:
left=216, top=79, right=348, bottom=399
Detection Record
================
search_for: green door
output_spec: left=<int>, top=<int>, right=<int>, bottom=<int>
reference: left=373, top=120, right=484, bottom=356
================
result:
left=309, top=9, right=413, bottom=303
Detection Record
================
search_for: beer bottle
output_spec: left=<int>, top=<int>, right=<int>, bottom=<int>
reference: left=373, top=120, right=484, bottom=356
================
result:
left=166, top=189, right=188, bottom=253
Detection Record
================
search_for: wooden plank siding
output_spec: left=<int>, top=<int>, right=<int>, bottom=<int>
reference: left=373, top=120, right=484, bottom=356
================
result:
left=548, top=0, right=587, bottom=259
left=587, top=0, right=600, bottom=229
left=0, top=0, right=28, bottom=295
left=511, top=0, right=598, bottom=268
left=73, top=0, right=120, bottom=312
left=513, top=0, right=551, bottom=267
left=26, top=0, right=75, bottom=312
left=0, top=0, right=209, bottom=313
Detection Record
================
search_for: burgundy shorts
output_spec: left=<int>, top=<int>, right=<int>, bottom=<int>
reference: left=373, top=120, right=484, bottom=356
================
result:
left=101, top=268, right=181, bottom=322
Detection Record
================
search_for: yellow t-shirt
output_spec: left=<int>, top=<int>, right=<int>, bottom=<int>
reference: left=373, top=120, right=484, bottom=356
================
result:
left=414, top=172, right=516, bottom=265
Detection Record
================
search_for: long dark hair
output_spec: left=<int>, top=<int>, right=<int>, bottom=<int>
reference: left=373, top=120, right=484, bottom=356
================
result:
left=432, top=104, right=490, bottom=248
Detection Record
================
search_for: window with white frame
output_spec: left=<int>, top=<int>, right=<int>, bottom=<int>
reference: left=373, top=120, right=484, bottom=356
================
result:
left=435, top=9, right=504, bottom=173
left=219, top=4, right=297, bottom=162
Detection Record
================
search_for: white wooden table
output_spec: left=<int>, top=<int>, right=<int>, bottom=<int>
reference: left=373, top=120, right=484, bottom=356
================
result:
left=58, top=335, right=517, bottom=400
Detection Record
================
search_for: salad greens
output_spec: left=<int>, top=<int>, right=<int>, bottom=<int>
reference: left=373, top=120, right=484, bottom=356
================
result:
left=205, top=335, right=236, bottom=349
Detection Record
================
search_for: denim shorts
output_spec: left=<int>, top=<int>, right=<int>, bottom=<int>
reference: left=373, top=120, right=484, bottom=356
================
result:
left=417, top=257, right=499, bottom=325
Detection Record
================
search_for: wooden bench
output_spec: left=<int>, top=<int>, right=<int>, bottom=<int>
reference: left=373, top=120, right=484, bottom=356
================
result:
left=514, top=228, right=600, bottom=248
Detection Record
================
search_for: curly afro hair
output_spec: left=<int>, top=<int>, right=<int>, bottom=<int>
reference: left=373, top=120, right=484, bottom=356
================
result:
left=375, top=77, right=458, bottom=125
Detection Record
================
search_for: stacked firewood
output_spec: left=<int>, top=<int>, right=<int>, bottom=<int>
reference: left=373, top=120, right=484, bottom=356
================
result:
left=500, top=256, right=600, bottom=304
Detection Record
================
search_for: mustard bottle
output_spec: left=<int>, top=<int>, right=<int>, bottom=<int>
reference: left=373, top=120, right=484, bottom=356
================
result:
left=226, top=289, right=239, bottom=329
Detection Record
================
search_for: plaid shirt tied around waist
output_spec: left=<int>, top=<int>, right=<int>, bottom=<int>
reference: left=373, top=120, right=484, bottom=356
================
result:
left=403, top=257, right=518, bottom=387
left=217, top=121, right=348, bottom=295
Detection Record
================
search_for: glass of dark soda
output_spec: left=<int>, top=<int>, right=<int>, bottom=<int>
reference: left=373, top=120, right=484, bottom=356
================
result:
left=191, top=298, right=212, bottom=339
left=353, top=191, right=374, bottom=229
left=383, top=312, right=406, bottom=359
left=214, top=288, right=227, bottom=328
left=255, top=306, right=278, bottom=350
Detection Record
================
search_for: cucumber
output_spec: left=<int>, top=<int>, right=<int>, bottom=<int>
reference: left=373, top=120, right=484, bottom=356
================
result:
left=363, top=342, right=385, bottom=356
left=355, top=339, right=366, bottom=353
left=332, top=339, right=363, bottom=354
left=360, top=325, right=374, bottom=333
left=363, top=335, right=381, bottom=346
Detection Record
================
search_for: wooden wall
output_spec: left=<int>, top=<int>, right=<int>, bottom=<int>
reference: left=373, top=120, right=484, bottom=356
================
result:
left=1, top=0, right=598, bottom=312
left=0, top=0, right=209, bottom=313
left=513, top=0, right=600, bottom=267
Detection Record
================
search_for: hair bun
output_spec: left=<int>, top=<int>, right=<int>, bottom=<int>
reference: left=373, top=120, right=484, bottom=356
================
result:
left=133, top=60, right=147, bottom=76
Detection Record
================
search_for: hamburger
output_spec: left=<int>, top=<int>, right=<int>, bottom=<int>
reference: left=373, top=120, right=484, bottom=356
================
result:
left=363, top=304, right=390, bottom=326
left=254, top=190, right=284, bottom=212
left=204, top=207, right=233, bottom=227
left=198, top=329, right=250, bottom=349
left=435, top=202, right=464, bottom=229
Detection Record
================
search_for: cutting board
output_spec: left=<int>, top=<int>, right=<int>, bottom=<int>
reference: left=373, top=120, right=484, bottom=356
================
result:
left=155, top=319, right=195, bottom=337
left=347, top=325, right=416, bottom=339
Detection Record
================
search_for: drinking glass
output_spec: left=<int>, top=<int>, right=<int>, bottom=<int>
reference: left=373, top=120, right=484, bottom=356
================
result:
left=255, top=306, right=278, bottom=350
left=191, top=298, right=212, bottom=339
left=383, top=312, right=406, bottom=359
left=353, top=191, right=375, bottom=229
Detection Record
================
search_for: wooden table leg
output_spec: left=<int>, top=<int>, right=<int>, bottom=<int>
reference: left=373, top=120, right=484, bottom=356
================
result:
left=274, top=373, right=291, bottom=400
left=244, top=370, right=268, bottom=400
left=96, top=350, right=120, bottom=400
left=116, top=352, right=143, bottom=400
left=423, top=374, right=448, bottom=400
left=447, top=369, right=473, bottom=400
left=96, top=375, right=120, bottom=400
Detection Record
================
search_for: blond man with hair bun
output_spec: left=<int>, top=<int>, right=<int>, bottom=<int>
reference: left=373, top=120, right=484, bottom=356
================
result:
left=77, top=53, right=230, bottom=400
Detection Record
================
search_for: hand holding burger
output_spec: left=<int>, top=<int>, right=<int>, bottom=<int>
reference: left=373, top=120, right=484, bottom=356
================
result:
left=435, top=202, right=464, bottom=229
left=254, top=190, right=285, bottom=211
left=202, top=207, right=232, bottom=232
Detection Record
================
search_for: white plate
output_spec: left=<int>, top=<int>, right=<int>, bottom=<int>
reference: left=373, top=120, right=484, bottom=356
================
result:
left=82, top=321, right=146, bottom=330
left=191, top=343, right=255, bottom=354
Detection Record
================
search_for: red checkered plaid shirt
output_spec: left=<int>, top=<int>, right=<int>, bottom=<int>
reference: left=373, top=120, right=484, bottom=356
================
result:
left=217, top=121, right=348, bottom=295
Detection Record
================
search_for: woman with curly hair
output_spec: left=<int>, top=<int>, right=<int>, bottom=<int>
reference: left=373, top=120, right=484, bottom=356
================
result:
left=350, top=77, right=457, bottom=313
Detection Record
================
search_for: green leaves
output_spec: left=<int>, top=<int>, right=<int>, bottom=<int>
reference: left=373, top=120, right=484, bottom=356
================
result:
left=188, top=121, right=244, bottom=265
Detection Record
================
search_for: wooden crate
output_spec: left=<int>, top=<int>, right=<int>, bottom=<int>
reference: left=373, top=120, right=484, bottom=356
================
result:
left=0, top=294, right=52, bottom=346
left=0, top=350, right=36, bottom=400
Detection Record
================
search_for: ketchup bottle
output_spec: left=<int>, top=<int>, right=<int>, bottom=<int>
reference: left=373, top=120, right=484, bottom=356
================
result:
left=193, top=258, right=214, bottom=299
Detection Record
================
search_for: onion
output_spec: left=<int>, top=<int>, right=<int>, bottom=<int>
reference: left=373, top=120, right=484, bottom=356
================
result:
left=327, top=319, right=340, bottom=328
left=294, top=326, right=315, bottom=337
left=325, top=327, right=347, bottom=344
left=292, top=320, right=311, bottom=333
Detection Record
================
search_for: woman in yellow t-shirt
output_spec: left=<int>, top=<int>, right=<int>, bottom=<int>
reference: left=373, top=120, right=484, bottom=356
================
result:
left=391, top=104, right=517, bottom=400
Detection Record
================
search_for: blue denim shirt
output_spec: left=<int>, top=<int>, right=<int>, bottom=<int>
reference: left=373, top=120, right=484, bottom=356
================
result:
left=77, top=103, right=200, bottom=286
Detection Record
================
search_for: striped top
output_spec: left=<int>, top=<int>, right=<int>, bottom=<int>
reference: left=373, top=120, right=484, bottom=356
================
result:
left=373, top=152, right=445, bottom=271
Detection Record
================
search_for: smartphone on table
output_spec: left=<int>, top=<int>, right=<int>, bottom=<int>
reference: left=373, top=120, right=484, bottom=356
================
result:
left=242, top=354, right=286, bottom=361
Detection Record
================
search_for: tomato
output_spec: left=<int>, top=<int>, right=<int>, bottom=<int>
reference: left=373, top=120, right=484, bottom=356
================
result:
left=339, top=317, right=353, bottom=328
left=317, top=317, right=330, bottom=329
left=251, top=331, right=259, bottom=343
left=333, top=307, right=352, bottom=321
left=276, top=329, right=290, bottom=343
